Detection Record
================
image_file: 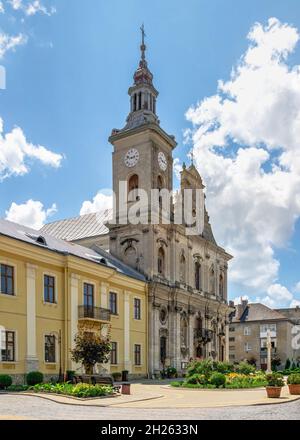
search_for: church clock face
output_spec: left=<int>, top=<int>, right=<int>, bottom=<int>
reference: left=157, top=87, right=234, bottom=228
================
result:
left=158, top=152, right=167, bottom=171
left=124, top=148, right=139, bottom=168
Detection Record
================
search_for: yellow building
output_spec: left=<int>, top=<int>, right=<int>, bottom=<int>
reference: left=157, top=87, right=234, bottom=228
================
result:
left=0, top=219, right=148, bottom=382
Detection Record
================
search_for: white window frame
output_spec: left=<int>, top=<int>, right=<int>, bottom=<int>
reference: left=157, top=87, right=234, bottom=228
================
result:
left=0, top=328, right=18, bottom=363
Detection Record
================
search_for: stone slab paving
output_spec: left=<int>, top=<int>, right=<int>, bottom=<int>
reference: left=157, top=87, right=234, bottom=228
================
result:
left=112, top=384, right=299, bottom=408
left=0, top=394, right=300, bottom=420
left=1, top=384, right=299, bottom=410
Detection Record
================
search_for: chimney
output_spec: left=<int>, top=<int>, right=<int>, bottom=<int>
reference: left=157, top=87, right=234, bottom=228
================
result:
left=236, top=297, right=248, bottom=320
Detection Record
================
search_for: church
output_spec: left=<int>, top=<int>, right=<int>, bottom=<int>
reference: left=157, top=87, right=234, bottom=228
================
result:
left=42, top=29, right=233, bottom=376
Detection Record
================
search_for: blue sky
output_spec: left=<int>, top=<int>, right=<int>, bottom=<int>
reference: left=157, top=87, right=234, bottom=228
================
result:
left=1, top=0, right=300, bottom=306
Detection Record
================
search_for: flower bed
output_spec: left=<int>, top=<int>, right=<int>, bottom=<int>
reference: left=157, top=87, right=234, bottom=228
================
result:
left=30, top=382, right=114, bottom=398
left=171, top=360, right=267, bottom=389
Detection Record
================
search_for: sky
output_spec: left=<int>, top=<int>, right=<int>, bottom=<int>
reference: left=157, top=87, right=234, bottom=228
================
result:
left=1, top=0, right=300, bottom=308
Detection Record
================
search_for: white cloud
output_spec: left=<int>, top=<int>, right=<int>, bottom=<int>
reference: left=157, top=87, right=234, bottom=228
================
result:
left=0, top=2, right=4, bottom=13
left=233, top=295, right=249, bottom=305
left=290, top=299, right=300, bottom=308
left=5, top=199, right=57, bottom=230
left=173, top=158, right=183, bottom=181
left=293, top=281, right=300, bottom=293
left=0, top=117, right=63, bottom=180
left=0, top=32, right=27, bottom=59
left=185, top=18, right=300, bottom=307
left=261, top=283, right=293, bottom=308
left=80, top=190, right=113, bottom=215
left=8, top=0, right=56, bottom=16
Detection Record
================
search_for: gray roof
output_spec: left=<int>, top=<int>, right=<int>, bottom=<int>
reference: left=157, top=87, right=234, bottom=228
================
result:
left=232, top=303, right=288, bottom=323
left=40, top=210, right=111, bottom=241
left=0, top=218, right=145, bottom=282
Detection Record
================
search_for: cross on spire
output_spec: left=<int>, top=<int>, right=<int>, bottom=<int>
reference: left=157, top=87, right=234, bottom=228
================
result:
left=190, top=150, right=194, bottom=166
left=140, top=23, right=146, bottom=61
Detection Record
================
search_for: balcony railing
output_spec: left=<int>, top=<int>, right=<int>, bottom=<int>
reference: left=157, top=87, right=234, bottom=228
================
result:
left=194, top=328, right=214, bottom=344
left=78, top=305, right=111, bottom=322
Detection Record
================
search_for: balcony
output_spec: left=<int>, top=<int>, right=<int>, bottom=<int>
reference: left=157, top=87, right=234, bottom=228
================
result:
left=78, top=305, right=111, bottom=322
left=194, top=328, right=214, bottom=344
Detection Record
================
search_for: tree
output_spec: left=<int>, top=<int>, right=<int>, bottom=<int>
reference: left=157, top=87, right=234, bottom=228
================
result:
left=71, top=331, right=111, bottom=374
left=285, top=358, right=291, bottom=370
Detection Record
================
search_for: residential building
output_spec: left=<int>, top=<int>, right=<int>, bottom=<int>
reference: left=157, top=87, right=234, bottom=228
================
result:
left=0, top=219, right=148, bottom=382
left=229, top=299, right=300, bottom=369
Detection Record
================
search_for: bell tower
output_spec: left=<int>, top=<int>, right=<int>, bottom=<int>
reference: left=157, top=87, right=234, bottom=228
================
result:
left=108, top=26, right=177, bottom=275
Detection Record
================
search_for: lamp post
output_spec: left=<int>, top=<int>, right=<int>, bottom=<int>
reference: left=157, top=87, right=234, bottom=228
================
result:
left=266, top=329, right=272, bottom=374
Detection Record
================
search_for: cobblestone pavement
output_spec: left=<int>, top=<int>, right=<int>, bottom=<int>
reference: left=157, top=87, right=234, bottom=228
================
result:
left=0, top=394, right=299, bottom=420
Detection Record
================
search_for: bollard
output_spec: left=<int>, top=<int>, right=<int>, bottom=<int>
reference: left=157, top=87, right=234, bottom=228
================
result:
left=121, top=383, right=131, bottom=395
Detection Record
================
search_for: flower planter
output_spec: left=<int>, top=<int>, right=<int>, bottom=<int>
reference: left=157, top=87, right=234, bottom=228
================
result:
left=266, top=386, right=282, bottom=398
left=288, top=384, right=300, bottom=395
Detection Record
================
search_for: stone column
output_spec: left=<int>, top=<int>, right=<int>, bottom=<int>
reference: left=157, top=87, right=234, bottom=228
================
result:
left=124, top=291, right=132, bottom=372
left=25, top=264, right=39, bottom=372
left=70, top=273, right=80, bottom=370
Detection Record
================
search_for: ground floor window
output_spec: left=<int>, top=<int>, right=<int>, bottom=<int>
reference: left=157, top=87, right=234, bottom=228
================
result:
left=134, top=344, right=141, bottom=366
left=160, top=336, right=167, bottom=364
left=110, top=342, right=117, bottom=365
left=1, top=331, right=15, bottom=362
left=44, top=335, right=56, bottom=363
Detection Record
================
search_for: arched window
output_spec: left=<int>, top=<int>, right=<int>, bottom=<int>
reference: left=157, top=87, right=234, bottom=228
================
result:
left=195, top=261, right=201, bottom=290
left=219, top=274, right=224, bottom=299
left=157, top=175, right=163, bottom=190
left=157, top=247, right=165, bottom=276
left=179, top=254, right=186, bottom=283
left=210, top=267, right=215, bottom=295
left=160, top=336, right=167, bottom=364
left=128, top=174, right=139, bottom=202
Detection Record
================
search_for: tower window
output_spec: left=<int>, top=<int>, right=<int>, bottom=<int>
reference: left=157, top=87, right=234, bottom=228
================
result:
left=195, top=261, right=201, bottom=290
left=219, top=274, right=224, bottom=299
left=157, top=247, right=165, bottom=276
left=128, top=174, right=139, bottom=201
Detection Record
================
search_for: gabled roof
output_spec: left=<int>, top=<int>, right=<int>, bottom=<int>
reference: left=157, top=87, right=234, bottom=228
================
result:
left=232, top=303, right=288, bottom=323
left=40, top=210, right=111, bottom=241
left=0, top=219, right=145, bottom=282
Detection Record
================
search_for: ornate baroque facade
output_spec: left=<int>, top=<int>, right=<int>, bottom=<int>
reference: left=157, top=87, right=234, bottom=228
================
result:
left=42, top=31, right=233, bottom=376
left=107, top=32, right=233, bottom=375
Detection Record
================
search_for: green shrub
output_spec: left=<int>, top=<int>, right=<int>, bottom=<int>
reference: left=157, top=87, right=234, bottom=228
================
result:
left=291, top=361, right=297, bottom=370
left=215, top=362, right=234, bottom=374
left=170, top=381, right=183, bottom=387
left=186, top=360, right=214, bottom=379
left=166, top=366, right=177, bottom=377
left=26, top=371, right=44, bottom=386
left=235, top=361, right=256, bottom=375
left=287, top=373, right=300, bottom=385
left=66, top=370, right=75, bottom=382
left=210, top=372, right=226, bottom=388
left=111, top=372, right=122, bottom=380
left=285, top=358, right=291, bottom=370
left=266, top=373, right=285, bottom=387
left=31, top=382, right=114, bottom=398
left=0, top=375, right=12, bottom=390
left=186, top=374, right=201, bottom=385
left=7, top=384, right=29, bottom=392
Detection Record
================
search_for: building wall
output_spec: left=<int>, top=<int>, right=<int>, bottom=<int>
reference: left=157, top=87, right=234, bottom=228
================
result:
left=0, top=235, right=148, bottom=382
left=228, top=319, right=296, bottom=368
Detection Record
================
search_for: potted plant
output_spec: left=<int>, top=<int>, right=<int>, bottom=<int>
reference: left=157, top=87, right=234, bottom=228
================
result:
left=287, top=373, right=300, bottom=395
left=265, top=373, right=285, bottom=398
